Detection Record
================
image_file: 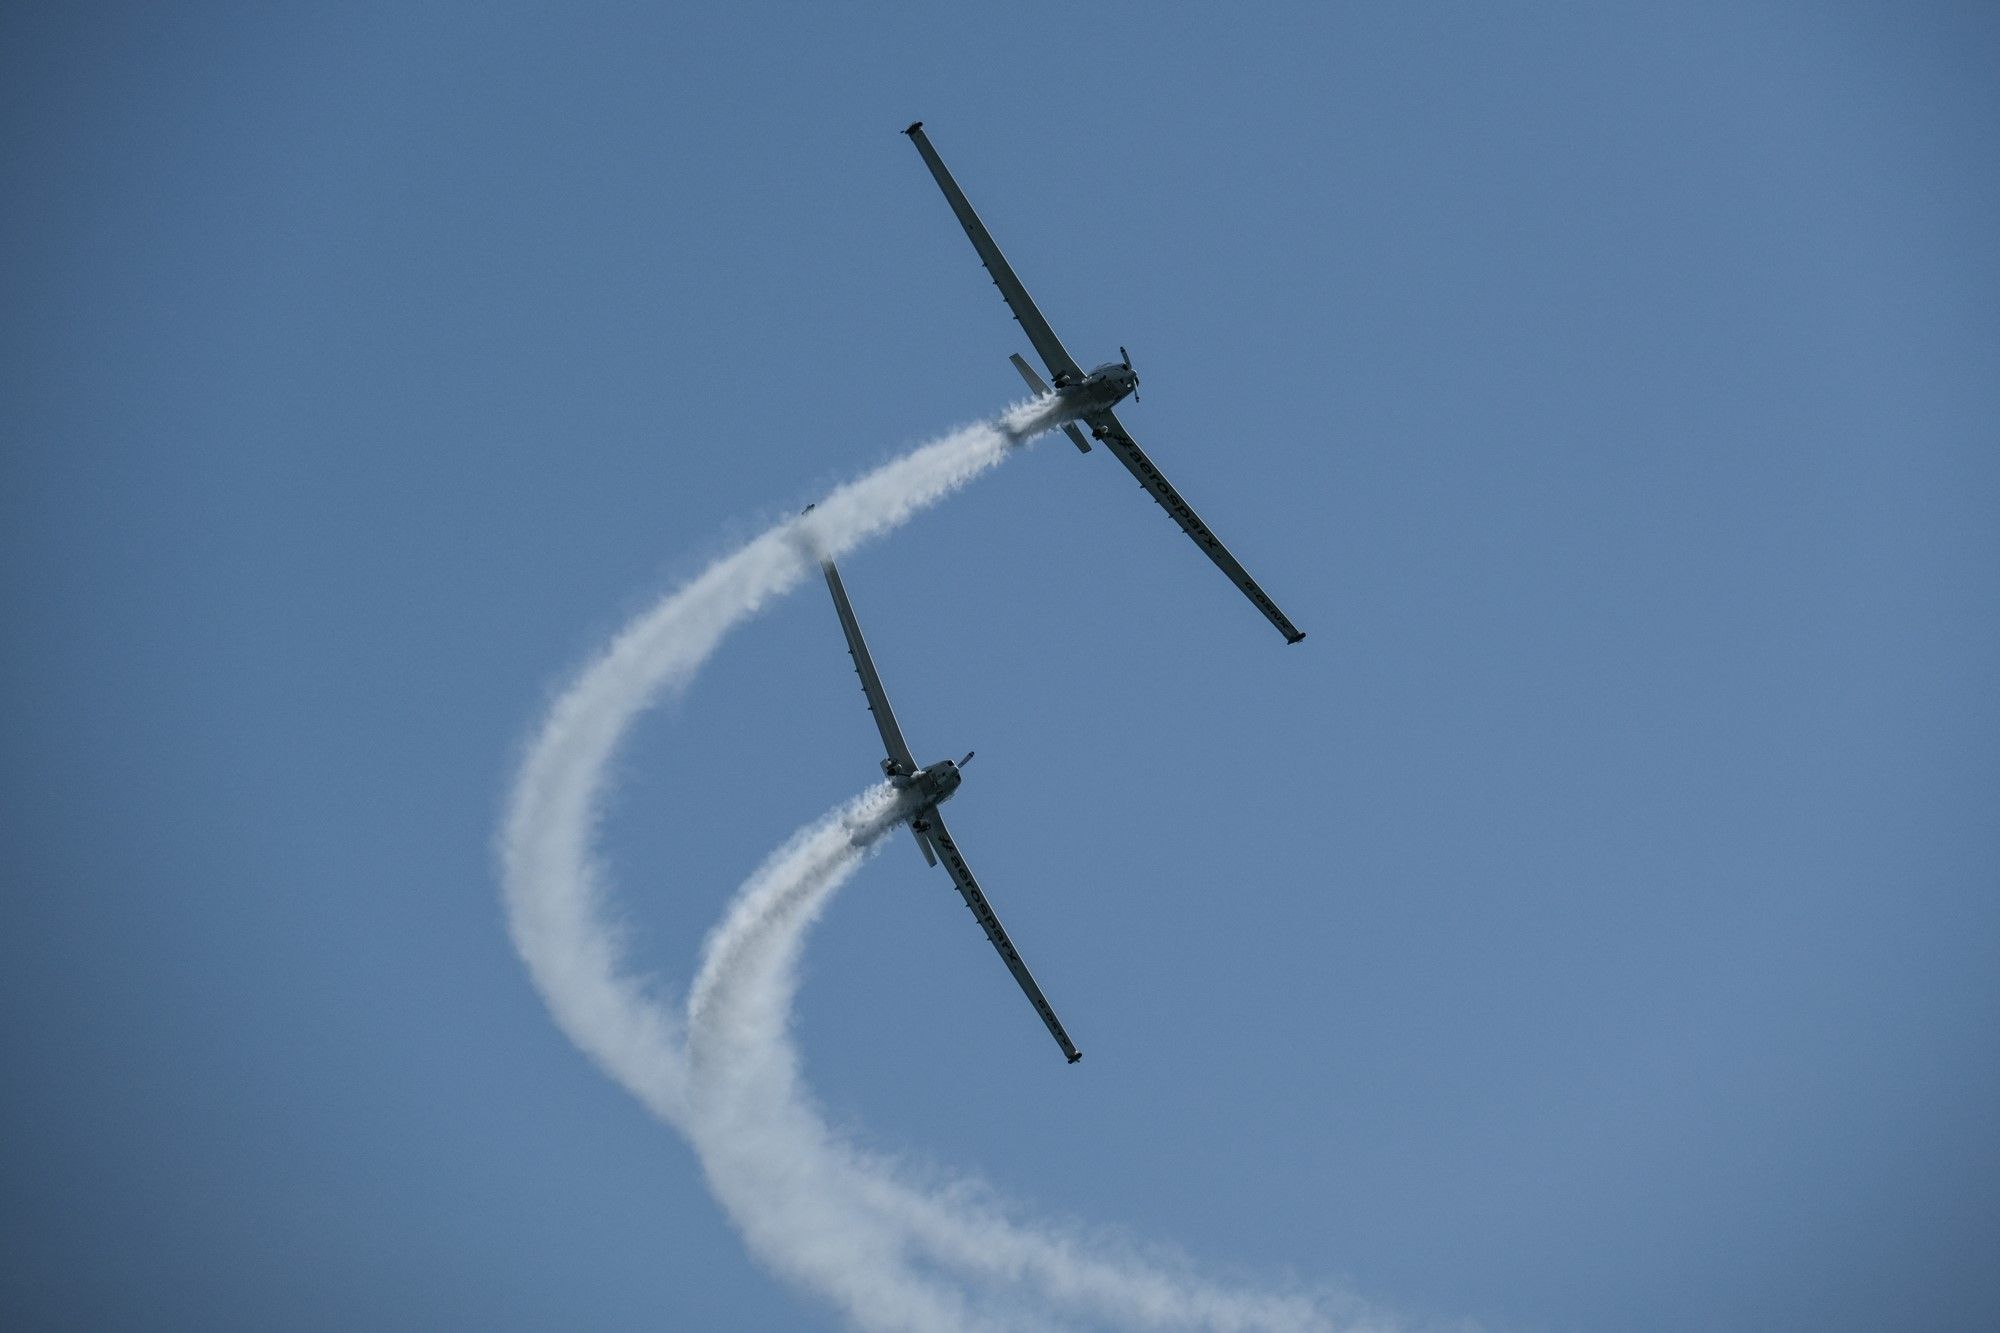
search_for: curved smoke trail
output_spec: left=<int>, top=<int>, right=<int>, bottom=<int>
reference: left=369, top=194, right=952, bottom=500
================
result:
left=681, top=796, right=1390, bottom=1333
left=499, top=407, right=1396, bottom=1331
left=500, top=412, right=1032, bottom=1126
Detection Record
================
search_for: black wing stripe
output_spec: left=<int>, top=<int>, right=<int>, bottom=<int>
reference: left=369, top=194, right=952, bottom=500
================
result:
left=925, top=811, right=1081, bottom=1063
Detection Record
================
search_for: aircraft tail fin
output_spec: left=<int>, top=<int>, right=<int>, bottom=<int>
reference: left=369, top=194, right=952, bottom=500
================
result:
left=1009, top=354, right=1090, bottom=452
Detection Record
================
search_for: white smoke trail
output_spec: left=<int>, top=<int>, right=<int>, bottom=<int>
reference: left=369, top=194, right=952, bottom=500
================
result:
left=681, top=795, right=1396, bottom=1333
left=500, top=409, right=1041, bottom=1125
left=500, top=403, right=1405, bottom=1331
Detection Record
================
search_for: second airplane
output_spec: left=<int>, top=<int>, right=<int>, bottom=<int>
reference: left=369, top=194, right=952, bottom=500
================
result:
left=817, top=539, right=1082, bottom=1064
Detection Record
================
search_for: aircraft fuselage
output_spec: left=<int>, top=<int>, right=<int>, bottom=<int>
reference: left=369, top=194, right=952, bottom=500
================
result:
left=884, top=756, right=963, bottom=817
left=1050, top=362, right=1139, bottom=420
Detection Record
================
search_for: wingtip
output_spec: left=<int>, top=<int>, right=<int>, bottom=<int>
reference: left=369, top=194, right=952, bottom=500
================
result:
left=1286, top=631, right=1306, bottom=645
left=1067, top=1050, right=1083, bottom=1064
left=902, top=120, right=923, bottom=136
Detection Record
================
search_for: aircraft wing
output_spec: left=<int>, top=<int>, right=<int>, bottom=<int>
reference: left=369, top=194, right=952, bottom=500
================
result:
left=920, top=806, right=1082, bottom=1063
left=821, top=557, right=918, bottom=775
left=904, top=123, right=1085, bottom=386
left=1083, top=408, right=1306, bottom=644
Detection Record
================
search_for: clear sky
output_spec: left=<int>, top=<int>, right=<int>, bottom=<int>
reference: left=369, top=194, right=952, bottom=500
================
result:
left=4, top=3, right=1997, bottom=1330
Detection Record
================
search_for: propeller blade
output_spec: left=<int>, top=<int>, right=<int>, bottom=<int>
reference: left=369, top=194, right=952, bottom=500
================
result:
left=1120, top=345, right=1131, bottom=368
left=959, top=750, right=975, bottom=768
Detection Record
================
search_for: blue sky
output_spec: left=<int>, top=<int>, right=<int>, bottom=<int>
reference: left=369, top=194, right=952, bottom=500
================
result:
left=4, top=3, right=1997, bottom=1329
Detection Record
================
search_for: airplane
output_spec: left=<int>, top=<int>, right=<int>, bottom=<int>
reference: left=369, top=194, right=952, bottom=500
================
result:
left=903, top=121, right=1306, bottom=645
left=815, top=535, right=1083, bottom=1064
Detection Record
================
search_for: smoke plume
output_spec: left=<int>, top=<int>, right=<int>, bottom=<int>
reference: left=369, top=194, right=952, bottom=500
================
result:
left=499, top=405, right=1399, bottom=1330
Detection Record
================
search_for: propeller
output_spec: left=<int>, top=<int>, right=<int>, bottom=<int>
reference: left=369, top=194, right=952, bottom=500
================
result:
left=1121, top=345, right=1140, bottom=402
left=958, top=750, right=975, bottom=768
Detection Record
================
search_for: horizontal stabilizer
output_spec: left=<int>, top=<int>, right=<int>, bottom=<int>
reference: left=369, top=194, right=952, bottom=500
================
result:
left=1008, top=354, right=1090, bottom=452
left=1007, top=351, right=1049, bottom=395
